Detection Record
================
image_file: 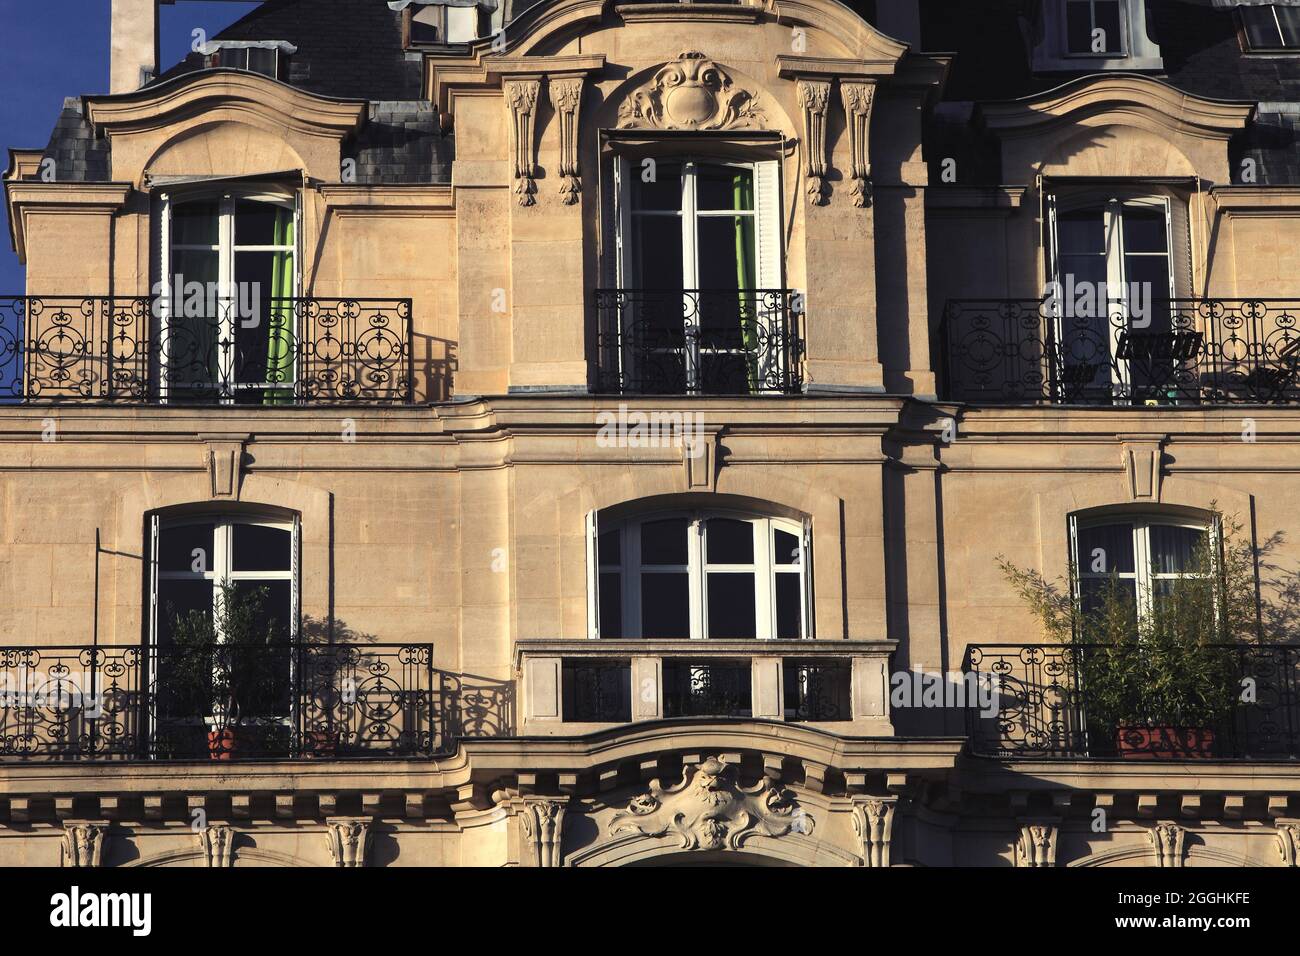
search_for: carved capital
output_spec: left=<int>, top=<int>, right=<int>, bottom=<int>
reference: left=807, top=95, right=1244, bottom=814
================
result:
left=519, top=797, right=568, bottom=867
left=505, top=77, right=541, bottom=207
left=325, top=817, right=373, bottom=868
left=611, top=757, right=811, bottom=851
left=850, top=797, right=896, bottom=867
left=197, top=824, right=236, bottom=868
left=1015, top=820, right=1059, bottom=868
left=1276, top=820, right=1300, bottom=867
left=1148, top=822, right=1187, bottom=867
left=61, top=823, right=107, bottom=868
left=840, top=79, right=876, bottom=207
left=548, top=75, right=585, bottom=205
left=796, top=79, right=831, bottom=205
left=617, top=51, right=765, bottom=131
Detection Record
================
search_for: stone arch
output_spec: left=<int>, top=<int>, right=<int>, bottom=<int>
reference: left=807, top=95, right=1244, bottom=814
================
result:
left=1039, top=124, right=1199, bottom=180
left=142, top=120, right=312, bottom=184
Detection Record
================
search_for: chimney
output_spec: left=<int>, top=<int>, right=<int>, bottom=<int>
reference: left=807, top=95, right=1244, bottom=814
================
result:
left=110, top=0, right=161, bottom=94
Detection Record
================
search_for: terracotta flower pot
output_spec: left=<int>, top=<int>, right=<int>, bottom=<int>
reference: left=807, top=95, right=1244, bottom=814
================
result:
left=207, top=727, right=240, bottom=761
left=1115, top=725, right=1216, bottom=759
left=301, top=730, right=338, bottom=758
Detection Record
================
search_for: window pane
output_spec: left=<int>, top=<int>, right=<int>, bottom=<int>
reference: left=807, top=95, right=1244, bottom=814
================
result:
left=217, top=48, right=247, bottom=70
left=633, top=163, right=682, bottom=211
left=1149, top=524, right=1206, bottom=574
left=230, top=579, right=292, bottom=641
left=231, top=523, right=292, bottom=572
left=1242, top=6, right=1283, bottom=47
left=707, top=573, right=756, bottom=638
left=246, top=47, right=277, bottom=78
left=706, top=518, right=753, bottom=564
left=632, top=215, right=683, bottom=290
left=1078, top=523, right=1136, bottom=574
left=1122, top=207, right=1167, bottom=254
left=1057, top=209, right=1105, bottom=255
left=1080, top=576, right=1137, bottom=619
left=640, top=518, right=688, bottom=565
left=235, top=200, right=288, bottom=247
left=158, top=578, right=215, bottom=642
left=172, top=201, right=219, bottom=246
left=1066, top=0, right=1095, bottom=52
left=599, top=571, right=623, bottom=638
left=641, top=572, right=689, bottom=637
left=1094, top=0, right=1122, bottom=53
left=775, top=573, right=802, bottom=639
left=598, top=528, right=621, bottom=567
left=774, top=529, right=801, bottom=566
left=697, top=216, right=754, bottom=292
left=696, top=164, right=753, bottom=212
left=171, top=248, right=220, bottom=293
left=159, top=522, right=215, bottom=573
left=1279, top=7, right=1300, bottom=46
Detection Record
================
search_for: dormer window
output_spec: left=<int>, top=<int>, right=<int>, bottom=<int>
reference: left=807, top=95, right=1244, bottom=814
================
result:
left=1032, top=0, right=1162, bottom=71
left=398, top=0, right=499, bottom=46
left=201, top=41, right=296, bottom=80
left=1239, top=4, right=1300, bottom=52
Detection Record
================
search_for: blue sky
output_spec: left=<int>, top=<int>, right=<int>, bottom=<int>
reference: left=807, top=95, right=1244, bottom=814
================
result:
left=0, top=0, right=262, bottom=292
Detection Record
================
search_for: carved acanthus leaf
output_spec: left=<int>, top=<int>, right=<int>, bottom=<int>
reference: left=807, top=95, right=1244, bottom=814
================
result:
left=617, top=52, right=765, bottom=132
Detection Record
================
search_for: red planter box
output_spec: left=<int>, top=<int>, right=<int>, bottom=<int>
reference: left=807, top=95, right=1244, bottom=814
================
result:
left=1115, top=725, right=1216, bottom=759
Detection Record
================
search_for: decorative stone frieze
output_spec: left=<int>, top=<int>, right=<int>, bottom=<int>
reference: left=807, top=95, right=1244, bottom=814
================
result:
left=840, top=80, right=876, bottom=207
left=610, top=757, right=810, bottom=851
left=548, top=76, right=585, bottom=205
left=617, top=52, right=764, bottom=131
left=1015, top=820, right=1059, bottom=868
left=325, top=817, right=373, bottom=868
left=505, top=77, right=541, bottom=207
left=197, top=824, right=236, bottom=868
left=796, top=79, right=831, bottom=205
left=519, top=797, right=568, bottom=867
left=851, top=796, right=896, bottom=867
left=61, top=823, right=107, bottom=868
left=1148, top=822, right=1187, bottom=867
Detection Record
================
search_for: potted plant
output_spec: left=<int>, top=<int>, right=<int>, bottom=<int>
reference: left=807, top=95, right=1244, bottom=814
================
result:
left=999, top=511, right=1257, bottom=759
left=167, top=581, right=288, bottom=760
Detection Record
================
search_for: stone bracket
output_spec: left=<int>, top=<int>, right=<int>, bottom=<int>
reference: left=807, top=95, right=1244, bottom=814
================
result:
left=548, top=75, right=586, bottom=205
left=1015, top=818, right=1059, bottom=868
left=851, top=796, right=897, bottom=867
left=200, top=433, right=251, bottom=500
left=505, top=77, right=542, bottom=207
left=796, top=79, right=831, bottom=205
left=840, top=80, right=876, bottom=207
left=1119, top=434, right=1167, bottom=501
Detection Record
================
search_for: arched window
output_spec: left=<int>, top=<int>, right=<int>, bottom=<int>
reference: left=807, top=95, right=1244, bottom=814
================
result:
left=1071, top=511, right=1212, bottom=621
left=590, top=509, right=809, bottom=640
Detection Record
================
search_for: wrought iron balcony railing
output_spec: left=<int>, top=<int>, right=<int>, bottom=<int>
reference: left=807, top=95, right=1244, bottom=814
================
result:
left=942, top=298, right=1300, bottom=405
left=0, top=296, right=413, bottom=404
left=595, top=289, right=804, bottom=395
left=662, top=660, right=753, bottom=718
left=963, top=643, right=1300, bottom=759
left=0, top=643, right=435, bottom=760
left=783, top=658, right=852, bottom=722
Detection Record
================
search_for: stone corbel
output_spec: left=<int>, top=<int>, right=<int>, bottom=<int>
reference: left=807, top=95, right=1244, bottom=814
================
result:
left=197, top=824, right=236, bottom=868
left=1015, top=819, right=1059, bottom=868
left=1119, top=435, right=1167, bottom=501
left=200, top=433, right=250, bottom=500
left=505, top=77, right=542, bottom=207
left=851, top=797, right=896, bottom=867
left=1148, top=822, right=1187, bottom=867
left=325, top=817, right=373, bottom=867
left=548, top=75, right=585, bottom=205
left=840, top=79, right=876, bottom=207
left=61, top=822, right=107, bottom=868
left=1276, top=820, right=1300, bottom=867
left=519, top=796, right=568, bottom=867
left=795, top=79, right=831, bottom=205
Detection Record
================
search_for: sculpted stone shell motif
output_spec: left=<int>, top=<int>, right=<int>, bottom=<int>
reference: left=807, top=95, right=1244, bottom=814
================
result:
left=617, top=52, right=766, bottom=131
left=609, top=757, right=809, bottom=852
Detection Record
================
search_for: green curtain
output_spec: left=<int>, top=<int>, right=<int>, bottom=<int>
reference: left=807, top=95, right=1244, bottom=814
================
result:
left=733, top=174, right=758, bottom=390
left=264, top=208, right=295, bottom=405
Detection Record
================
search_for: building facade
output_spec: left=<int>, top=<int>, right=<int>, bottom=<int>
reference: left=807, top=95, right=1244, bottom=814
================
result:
left=1, top=0, right=1298, bottom=867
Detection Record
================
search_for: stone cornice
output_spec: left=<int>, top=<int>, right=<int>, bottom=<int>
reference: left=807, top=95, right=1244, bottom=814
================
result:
left=977, top=73, right=1254, bottom=141
left=616, top=1, right=763, bottom=22
left=515, top=637, right=898, bottom=667
left=1212, top=185, right=1300, bottom=215
left=84, top=69, right=367, bottom=140
left=4, top=181, right=133, bottom=264
left=776, top=54, right=898, bottom=80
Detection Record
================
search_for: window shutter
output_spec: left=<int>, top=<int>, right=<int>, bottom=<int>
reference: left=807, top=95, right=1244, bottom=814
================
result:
left=148, top=513, right=161, bottom=646
left=585, top=509, right=600, bottom=639
left=1166, top=196, right=1191, bottom=299
left=154, top=193, right=172, bottom=402
left=1045, top=191, right=1060, bottom=293
left=801, top=517, right=813, bottom=639
left=605, top=155, right=628, bottom=290
left=292, top=513, right=301, bottom=641
left=754, top=159, right=782, bottom=291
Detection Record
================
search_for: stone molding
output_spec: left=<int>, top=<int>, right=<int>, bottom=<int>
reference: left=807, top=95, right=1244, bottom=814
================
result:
left=616, top=52, right=765, bottom=132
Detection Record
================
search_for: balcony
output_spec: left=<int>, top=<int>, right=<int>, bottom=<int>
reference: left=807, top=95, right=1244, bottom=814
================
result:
left=595, top=289, right=804, bottom=395
left=0, top=296, right=413, bottom=404
left=942, top=298, right=1300, bottom=405
left=0, top=643, right=436, bottom=760
left=518, top=639, right=891, bottom=734
left=963, top=643, right=1300, bottom=759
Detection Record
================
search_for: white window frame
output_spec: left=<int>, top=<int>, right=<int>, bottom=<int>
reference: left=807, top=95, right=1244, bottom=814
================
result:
left=1071, top=513, right=1216, bottom=624
left=1033, top=0, right=1163, bottom=71
left=589, top=509, right=810, bottom=640
left=159, top=188, right=300, bottom=403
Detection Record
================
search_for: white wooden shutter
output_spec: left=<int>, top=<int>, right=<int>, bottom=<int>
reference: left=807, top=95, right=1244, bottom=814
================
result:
left=291, top=513, right=301, bottom=641
left=585, top=509, right=600, bottom=639
left=1067, top=513, right=1081, bottom=606
left=154, top=194, right=172, bottom=402
left=148, top=513, right=161, bottom=646
left=1045, top=191, right=1060, bottom=294
left=606, top=155, right=629, bottom=290
left=801, top=517, right=814, bottom=639
left=1166, top=196, right=1191, bottom=299
left=754, top=159, right=782, bottom=291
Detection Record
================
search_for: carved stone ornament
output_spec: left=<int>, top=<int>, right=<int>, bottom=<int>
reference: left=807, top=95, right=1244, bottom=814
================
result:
left=1276, top=821, right=1300, bottom=867
left=1148, top=822, right=1186, bottom=868
left=609, top=757, right=811, bottom=851
left=1015, top=821, right=1058, bottom=868
left=851, top=797, right=895, bottom=867
left=549, top=76, right=585, bottom=205
left=505, top=77, right=541, bottom=207
left=618, top=52, right=765, bottom=131
left=519, top=797, right=567, bottom=867
left=197, top=824, right=236, bottom=868
left=61, top=823, right=107, bottom=868
left=796, top=79, right=831, bottom=205
left=840, top=79, right=876, bottom=207
left=325, top=817, right=373, bottom=868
